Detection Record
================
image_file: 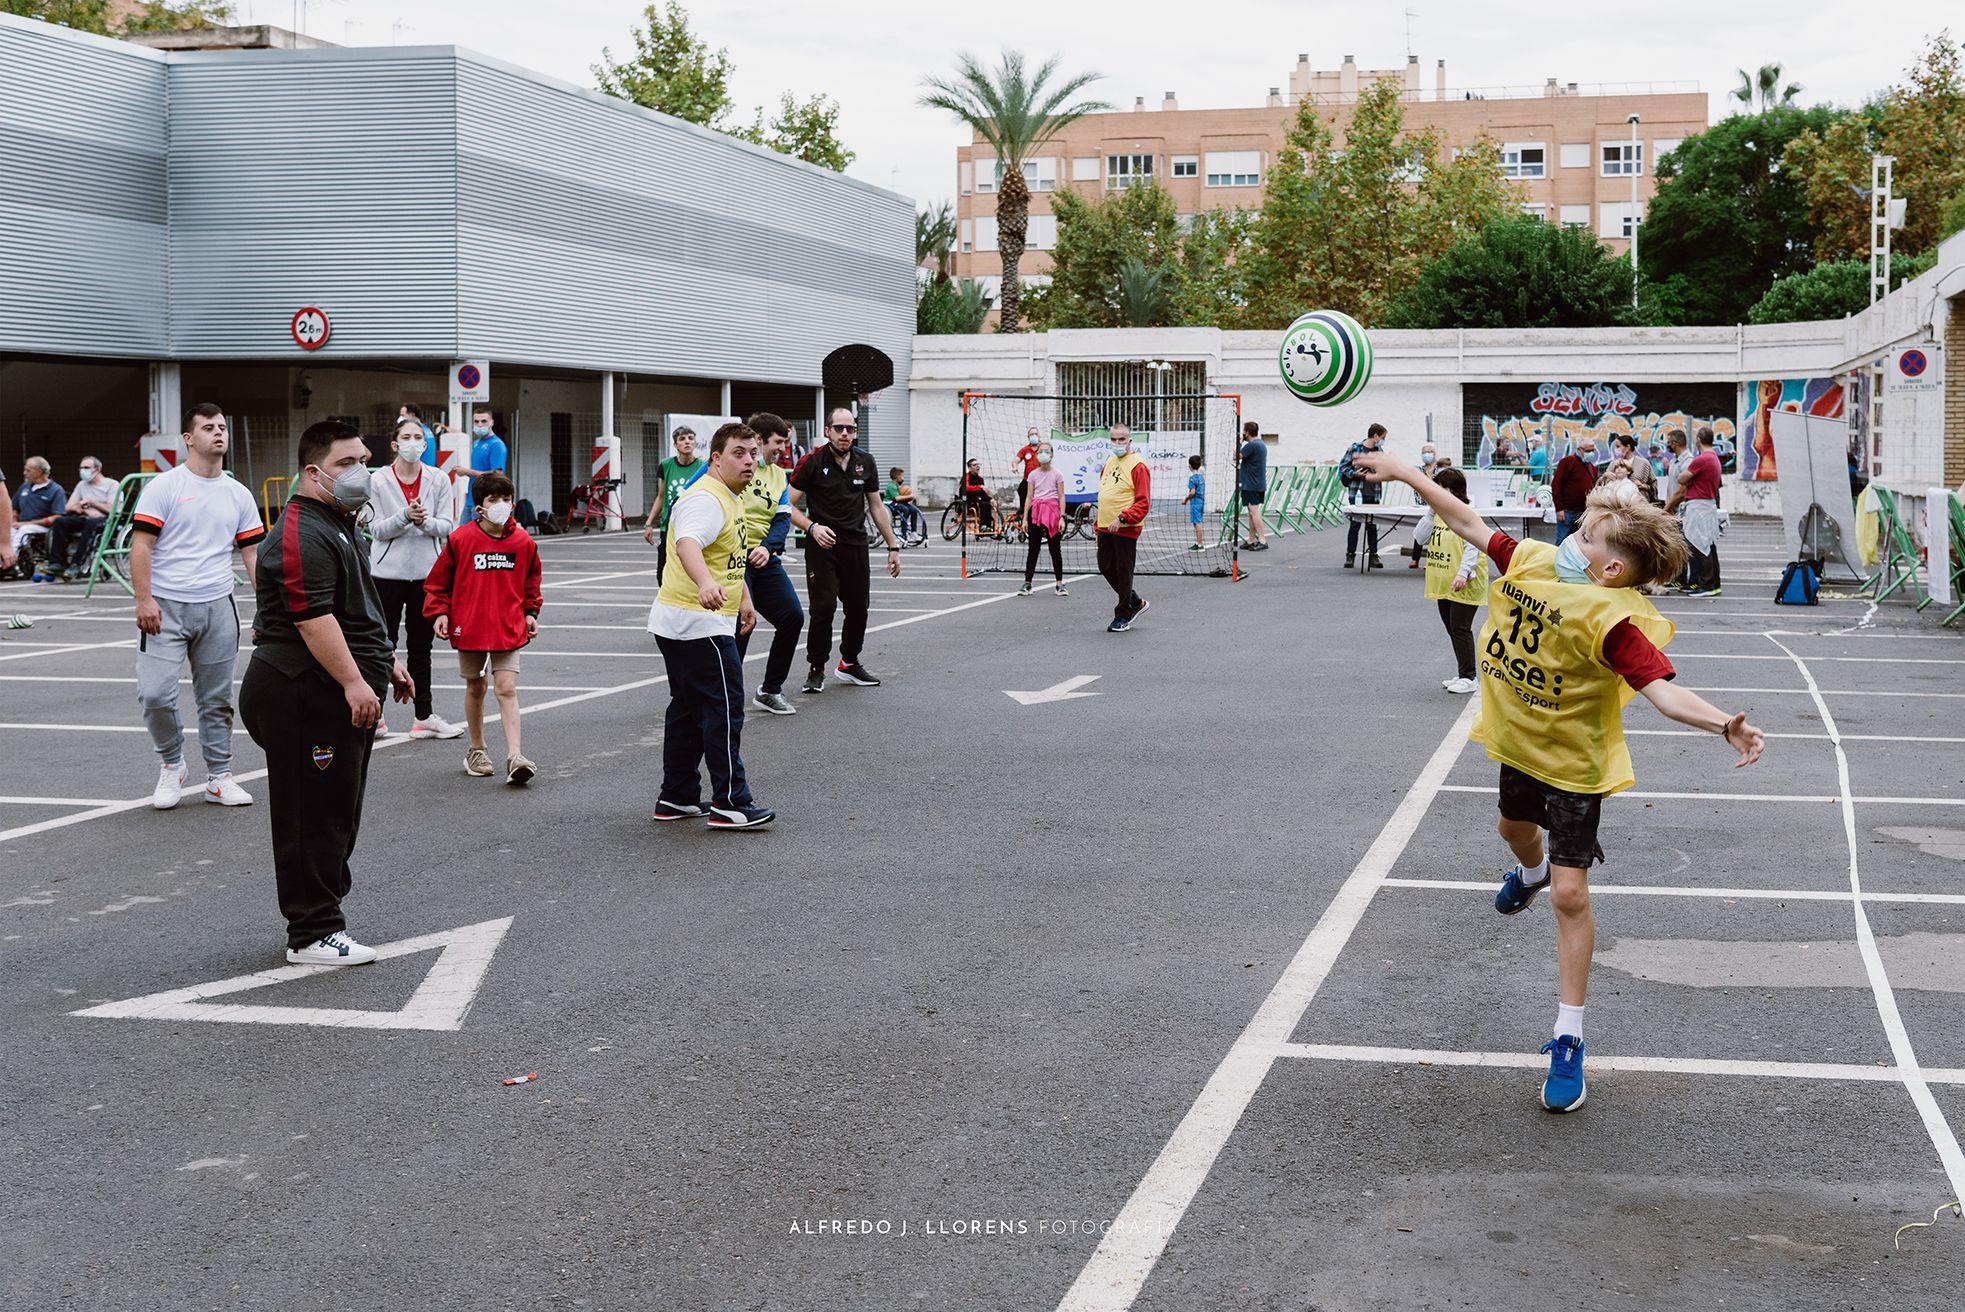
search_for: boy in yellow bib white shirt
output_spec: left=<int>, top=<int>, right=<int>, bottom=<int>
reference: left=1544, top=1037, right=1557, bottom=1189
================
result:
left=647, top=423, right=769, bottom=830
left=1360, top=450, right=1765, bottom=1113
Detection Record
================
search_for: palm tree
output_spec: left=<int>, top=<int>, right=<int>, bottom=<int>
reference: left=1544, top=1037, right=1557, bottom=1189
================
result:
left=921, top=52, right=1109, bottom=332
left=1113, top=257, right=1173, bottom=327
left=916, top=202, right=956, bottom=283
left=1732, top=63, right=1802, bottom=112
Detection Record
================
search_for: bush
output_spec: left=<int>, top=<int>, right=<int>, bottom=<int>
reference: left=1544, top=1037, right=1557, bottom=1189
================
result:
left=1745, top=252, right=1935, bottom=324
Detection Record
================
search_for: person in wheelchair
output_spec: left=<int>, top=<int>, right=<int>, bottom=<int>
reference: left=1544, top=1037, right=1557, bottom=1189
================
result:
left=962, top=458, right=997, bottom=534
left=49, top=456, right=117, bottom=581
left=882, top=466, right=922, bottom=540
left=12, top=456, right=66, bottom=580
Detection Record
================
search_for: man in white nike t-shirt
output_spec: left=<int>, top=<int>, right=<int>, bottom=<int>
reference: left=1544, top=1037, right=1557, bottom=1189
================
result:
left=130, top=403, right=266, bottom=809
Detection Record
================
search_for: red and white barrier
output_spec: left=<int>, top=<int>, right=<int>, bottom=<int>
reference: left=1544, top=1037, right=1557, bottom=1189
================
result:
left=438, top=430, right=470, bottom=501
left=592, top=434, right=622, bottom=530
left=140, top=430, right=184, bottom=473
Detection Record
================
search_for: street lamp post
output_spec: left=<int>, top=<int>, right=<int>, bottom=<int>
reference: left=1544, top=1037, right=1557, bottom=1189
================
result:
left=1627, top=113, right=1641, bottom=310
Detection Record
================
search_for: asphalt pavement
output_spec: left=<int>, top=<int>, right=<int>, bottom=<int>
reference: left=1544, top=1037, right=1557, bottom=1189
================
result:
left=2, top=518, right=1962, bottom=1311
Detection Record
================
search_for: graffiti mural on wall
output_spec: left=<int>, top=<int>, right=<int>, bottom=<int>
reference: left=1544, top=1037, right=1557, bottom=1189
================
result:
left=1741, top=377, right=1847, bottom=482
left=1462, top=382, right=1738, bottom=473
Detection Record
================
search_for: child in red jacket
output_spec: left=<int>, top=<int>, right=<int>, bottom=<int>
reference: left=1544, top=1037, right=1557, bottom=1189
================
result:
left=423, top=473, right=543, bottom=785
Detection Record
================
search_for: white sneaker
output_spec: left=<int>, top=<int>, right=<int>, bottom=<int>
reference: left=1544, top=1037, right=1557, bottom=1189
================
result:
left=373, top=721, right=397, bottom=740
left=152, top=760, right=187, bottom=810
left=1444, top=677, right=1477, bottom=695
left=285, top=931, right=377, bottom=966
left=203, top=773, right=254, bottom=806
left=1441, top=678, right=1455, bottom=689
left=411, top=715, right=465, bottom=740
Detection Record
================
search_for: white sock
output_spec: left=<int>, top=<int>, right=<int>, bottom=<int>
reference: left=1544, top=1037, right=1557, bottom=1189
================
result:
left=1554, top=1003, right=1585, bottom=1041
left=1521, top=855, right=1549, bottom=885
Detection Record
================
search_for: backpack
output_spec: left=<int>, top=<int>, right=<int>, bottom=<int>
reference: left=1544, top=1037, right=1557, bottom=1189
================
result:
left=1775, top=560, right=1819, bottom=606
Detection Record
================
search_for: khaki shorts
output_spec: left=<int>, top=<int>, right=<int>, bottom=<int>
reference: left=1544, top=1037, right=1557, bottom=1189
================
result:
left=457, top=649, right=521, bottom=679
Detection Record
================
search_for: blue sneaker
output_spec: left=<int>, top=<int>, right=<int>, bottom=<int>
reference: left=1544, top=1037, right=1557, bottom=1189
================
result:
left=1493, top=864, right=1549, bottom=915
left=1539, top=1034, right=1586, bottom=1111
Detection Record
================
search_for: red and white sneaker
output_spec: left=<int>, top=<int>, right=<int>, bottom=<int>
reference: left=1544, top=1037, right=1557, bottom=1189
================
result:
left=203, top=773, right=254, bottom=806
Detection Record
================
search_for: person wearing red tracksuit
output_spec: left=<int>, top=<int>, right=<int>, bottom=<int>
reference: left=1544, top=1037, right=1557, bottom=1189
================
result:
left=423, top=472, right=543, bottom=785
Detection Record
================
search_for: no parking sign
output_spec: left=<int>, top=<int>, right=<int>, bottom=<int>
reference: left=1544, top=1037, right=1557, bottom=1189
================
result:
left=1888, top=343, right=1943, bottom=394
left=449, top=359, right=490, bottom=406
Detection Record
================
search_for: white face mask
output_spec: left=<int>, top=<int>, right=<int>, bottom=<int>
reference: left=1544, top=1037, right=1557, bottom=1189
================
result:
left=397, top=438, right=426, bottom=462
left=80, top=467, right=98, bottom=482
left=472, top=424, right=491, bottom=438
left=1037, top=451, right=1052, bottom=466
left=482, top=501, right=513, bottom=526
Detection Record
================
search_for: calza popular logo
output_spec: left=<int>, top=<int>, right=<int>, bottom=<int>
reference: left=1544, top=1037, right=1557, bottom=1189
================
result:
left=312, top=745, right=335, bottom=770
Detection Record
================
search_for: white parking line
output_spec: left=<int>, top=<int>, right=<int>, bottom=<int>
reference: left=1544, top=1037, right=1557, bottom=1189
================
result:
left=1273, top=1043, right=1965, bottom=1086
left=1434, top=784, right=1965, bottom=806
left=0, top=638, right=138, bottom=663
left=1055, top=698, right=1481, bottom=1312
left=0, top=796, right=126, bottom=807
left=1672, top=653, right=1965, bottom=665
left=1625, top=728, right=1965, bottom=744
left=1381, top=878, right=1965, bottom=906
left=1684, top=686, right=1965, bottom=699
left=1768, top=634, right=1965, bottom=1204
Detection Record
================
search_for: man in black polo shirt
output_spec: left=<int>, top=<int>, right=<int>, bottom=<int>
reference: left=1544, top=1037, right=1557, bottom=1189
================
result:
left=789, top=408, right=901, bottom=693
left=240, top=421, right=412, bottom=967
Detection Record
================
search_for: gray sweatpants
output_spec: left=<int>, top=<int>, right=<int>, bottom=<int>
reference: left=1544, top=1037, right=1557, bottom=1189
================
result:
left=136, top=595, right=240, bottom=776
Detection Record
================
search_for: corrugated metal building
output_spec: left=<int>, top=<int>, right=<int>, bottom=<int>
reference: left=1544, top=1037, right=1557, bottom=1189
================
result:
left=0, top=14, right=914, bottom=516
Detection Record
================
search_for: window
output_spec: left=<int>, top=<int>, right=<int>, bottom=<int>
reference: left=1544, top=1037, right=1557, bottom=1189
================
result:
left=976, top=156, right=996, bottom=192
left=1071, top=156, right=1100, bottom=182
left=1652, top=138, right=1683, bottom=165
left=1521, top=203, right=1548, bottom=220
left=1170, top=155, right=1198, bottom=178
left=959, top=218, right=972, bottom=252
left=1601, top=141, right=1643, bottom=177
left=1107, top=153, right=1155, bottom=189
left=1598, top=201, right=1642, bottom=239
left=1558, top=142, right=1589, bottom=169
left=975, top=215, right=997, bottom=251
left=1558, top=203, right=1591, bottom=227
left=959, top=161, right=973, bottom=196
left=1204, top=150, right=1261, bottom=187
left=1499, top=142, right=1546, bottom=179
left=1026, top=214, right=1057, bottom=250
left=1025, top=157, right=1058, bottom=192
left=1394, top=149, right=1428, bottom=182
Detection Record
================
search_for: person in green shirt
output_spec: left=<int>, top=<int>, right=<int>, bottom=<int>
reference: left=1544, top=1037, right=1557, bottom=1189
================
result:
left=641, top=425, right=703, bottom=584
left=882, top=465, right=921, bottom=540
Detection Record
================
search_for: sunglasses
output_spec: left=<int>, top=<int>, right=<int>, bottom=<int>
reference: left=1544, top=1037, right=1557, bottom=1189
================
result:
left=830, top=424, right=858, bottom=434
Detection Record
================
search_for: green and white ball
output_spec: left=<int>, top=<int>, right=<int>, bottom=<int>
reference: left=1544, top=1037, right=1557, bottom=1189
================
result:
left=1278, top=310, right=1373, bottom=407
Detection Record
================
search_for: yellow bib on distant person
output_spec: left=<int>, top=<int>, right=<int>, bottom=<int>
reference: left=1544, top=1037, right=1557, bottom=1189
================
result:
left=1469, top=539, right=1673, bottom=796
left=1096, top=452, right=1145, bottom=529
left=1423, top=520, right=1489, bottom=604
left=742, top=461, right=787, bottom=546
left=657, top=477, right=748, bottom=617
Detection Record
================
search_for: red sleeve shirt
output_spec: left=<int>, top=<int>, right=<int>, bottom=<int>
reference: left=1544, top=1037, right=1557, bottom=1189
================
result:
left=1485, top=531, right=1675, bottom=690
left=1681, top=450, right=1722, bottom=500
left=423, top=522, right=540, bottom=651
left=1015, top=444, right=1039, bottom=474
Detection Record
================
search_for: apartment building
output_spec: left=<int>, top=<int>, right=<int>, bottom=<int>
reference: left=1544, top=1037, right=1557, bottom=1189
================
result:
left=948, top=54, right=1708, bottom=297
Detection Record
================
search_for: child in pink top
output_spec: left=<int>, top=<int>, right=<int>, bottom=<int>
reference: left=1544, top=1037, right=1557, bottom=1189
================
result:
left=1019, top=442, right=1067, bottom=596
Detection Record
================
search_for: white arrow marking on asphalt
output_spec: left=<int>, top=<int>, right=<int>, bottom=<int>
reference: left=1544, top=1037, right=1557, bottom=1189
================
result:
left=1006, top=675, right=1102, bottom=706
left=69, top=917, right=513, bottom=1031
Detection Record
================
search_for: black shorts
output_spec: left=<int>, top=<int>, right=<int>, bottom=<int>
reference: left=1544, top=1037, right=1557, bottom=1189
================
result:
left=1240, top=488, right=1265, bottom=507
left=1496, top=764, right=1606, bottom=869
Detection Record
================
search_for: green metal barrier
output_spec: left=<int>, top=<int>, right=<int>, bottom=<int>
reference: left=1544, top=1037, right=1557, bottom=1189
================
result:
left=1916, top=492, right=1964, bottom=626
left=81, top=472, right=154, bottom=599
left=1860, top=486, right=1928, bottom=606
left=1311, top=464, right=1346, bottom=528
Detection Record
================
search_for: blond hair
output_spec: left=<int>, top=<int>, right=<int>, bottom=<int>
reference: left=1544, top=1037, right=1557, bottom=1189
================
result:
left=1584, top=481, right=1687, bottom=585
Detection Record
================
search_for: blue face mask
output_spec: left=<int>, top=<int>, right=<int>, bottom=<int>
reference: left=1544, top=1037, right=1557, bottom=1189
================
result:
left=1554, top=534, right=1597, bottom=585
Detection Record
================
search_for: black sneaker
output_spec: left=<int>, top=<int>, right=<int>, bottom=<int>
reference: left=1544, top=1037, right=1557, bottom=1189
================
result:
left=653, top=798, right=708, bottom=822
left=801, top=666, right=826, bottom=694
left=1107, top=616, right=1131, bottom=633
left=1245, top=541, right=1268, bottom=552
left=1129, top=597, right=1150, bottom=623
left=1369, top=556, right=1386, bottom=569
left=707, top=803, right=774, bottom=830
left=835, top=662, right=881, bottom=687
left=1343, top=555, right=1356, bottom=568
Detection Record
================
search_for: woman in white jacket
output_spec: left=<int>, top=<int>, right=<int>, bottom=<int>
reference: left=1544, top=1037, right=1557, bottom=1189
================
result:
left=367, top=419, right=464, bottom=740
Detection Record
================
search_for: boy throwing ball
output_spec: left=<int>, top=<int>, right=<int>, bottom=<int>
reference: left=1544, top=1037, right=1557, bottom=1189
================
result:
left=1357, top=449, right=1764, bottom=1112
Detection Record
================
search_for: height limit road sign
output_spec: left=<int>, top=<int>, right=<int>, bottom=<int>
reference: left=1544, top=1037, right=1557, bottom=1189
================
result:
left=450, top=359, right=490, bottom=406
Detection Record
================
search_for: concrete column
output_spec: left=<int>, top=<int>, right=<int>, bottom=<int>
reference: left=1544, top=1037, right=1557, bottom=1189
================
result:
left=814, top=387, right=826, bottom=447
left=719, top=379, right=733, bottom=417
left=148, top=362, right=181, bottom=437
left=601, top=371, right=616, bottom=436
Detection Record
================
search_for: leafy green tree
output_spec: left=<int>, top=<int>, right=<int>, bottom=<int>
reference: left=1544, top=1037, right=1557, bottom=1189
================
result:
left=594, top=3, right=852, bottom=171
left=1942, top=187, right=1965, bottom=241
left=1024, top=183, right=1182, bottom=328
left=1174, top=207, right=1254, bottom=327
left=1638, top=107, right=1841, bottom=324
left=733, top=93, right=854, bottom=171
left=916, top=278, right=993, bottom=334
left=1745, top=251, right=1935, bottom=324
left=916, top=202, right=956, bottom=282
left=1732, top=62, right=1803, bottom=112
left=1784, top=32, right=1965, bottom=258
left=1382, top=214, right=1637, bottom=329
left=920, top=51, right=1109, bottom=333
left=1240, top=79, right=1525, bottom=327
left=3, top=0, right=232, bottom=31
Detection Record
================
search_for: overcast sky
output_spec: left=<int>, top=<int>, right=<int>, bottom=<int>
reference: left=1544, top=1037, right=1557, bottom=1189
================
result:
left=238, top=0, right=1952, bottom=205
